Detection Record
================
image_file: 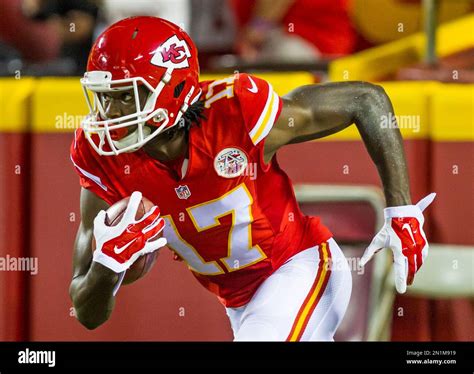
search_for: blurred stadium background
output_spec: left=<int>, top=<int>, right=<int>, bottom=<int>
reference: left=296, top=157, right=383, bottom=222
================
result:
left=0, top=0, right=472, bottom=341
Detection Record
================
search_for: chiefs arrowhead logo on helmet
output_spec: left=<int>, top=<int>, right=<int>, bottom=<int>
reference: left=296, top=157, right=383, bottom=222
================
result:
left=151, top=35, right=191, bottom=69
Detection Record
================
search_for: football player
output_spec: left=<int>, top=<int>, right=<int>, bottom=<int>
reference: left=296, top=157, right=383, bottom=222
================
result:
left=69, top=17, right=435, bottom=341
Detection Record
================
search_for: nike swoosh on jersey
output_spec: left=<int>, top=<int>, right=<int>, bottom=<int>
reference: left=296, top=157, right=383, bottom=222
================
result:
left=247, top=76, right=258, bottom=93
left=114, top=237, right=138, bottom=254
left=402, top=223, right=417, bottom=246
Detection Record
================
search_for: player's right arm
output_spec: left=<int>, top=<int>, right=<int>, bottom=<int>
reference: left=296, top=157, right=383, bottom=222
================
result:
left=70, top=187, right=167, bottom=329
left=69, top=187, right=118, bottom=330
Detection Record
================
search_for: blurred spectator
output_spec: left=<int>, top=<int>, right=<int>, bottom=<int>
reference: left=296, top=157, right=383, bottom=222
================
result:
left=189, top=0, right=237, bottom=70
left=230, top=0, right=357, bottom=63
left=97, top=0, right=190, bottom=35
left=190, top=0, right=236, bottom=53
left=0, top=0, right=61, bottom=64
left=231, top=0, right=356, bottom=62
left=21, top=0, right=99, bottom=74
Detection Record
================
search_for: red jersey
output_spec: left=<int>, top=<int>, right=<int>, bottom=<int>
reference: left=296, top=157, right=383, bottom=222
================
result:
left=70, top=74, right=332, bottom=307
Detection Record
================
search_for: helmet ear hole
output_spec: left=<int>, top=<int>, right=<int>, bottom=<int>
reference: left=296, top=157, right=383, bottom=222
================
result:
left=174, top=81, right=185, bottom=98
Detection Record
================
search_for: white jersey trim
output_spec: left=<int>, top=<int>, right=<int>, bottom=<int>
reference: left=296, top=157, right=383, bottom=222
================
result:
left=248, top=82, right=280, bottom=146
left=70, top=155, right=108, bottom=191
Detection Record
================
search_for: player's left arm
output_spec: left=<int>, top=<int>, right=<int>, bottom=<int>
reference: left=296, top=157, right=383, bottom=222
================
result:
left=264, top=81, right=436, bottom=293
left=265, top=81, right=409, bottom=206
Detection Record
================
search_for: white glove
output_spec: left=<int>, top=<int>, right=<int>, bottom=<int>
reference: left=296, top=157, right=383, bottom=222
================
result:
left=360, top=193, right=436, bottom=293
left=92, top=191, right=167, bottom=273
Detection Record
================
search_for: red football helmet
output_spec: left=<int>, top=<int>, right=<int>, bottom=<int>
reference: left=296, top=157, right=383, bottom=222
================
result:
left=80, top=16, right=201, bottom=155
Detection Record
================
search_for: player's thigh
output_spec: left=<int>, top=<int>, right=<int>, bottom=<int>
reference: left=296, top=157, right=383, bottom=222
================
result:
left=303, top=238, right=352, bottom=341
left=231, top=239, right=352, bottom=341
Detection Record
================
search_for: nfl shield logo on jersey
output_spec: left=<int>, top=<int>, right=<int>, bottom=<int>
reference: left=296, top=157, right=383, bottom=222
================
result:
left=214, top=147, right=248, bottom=178
left=175, top=185, right=191, bottom=199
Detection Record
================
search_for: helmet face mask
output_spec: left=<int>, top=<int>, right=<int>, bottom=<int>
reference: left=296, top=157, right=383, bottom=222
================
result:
left=80, top=17, right=201, bottom=156
left=81, top=72, right=171, bottom=155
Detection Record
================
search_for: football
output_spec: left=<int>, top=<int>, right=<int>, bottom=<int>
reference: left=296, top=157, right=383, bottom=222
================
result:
left=92, top=195, right=162, bottom=284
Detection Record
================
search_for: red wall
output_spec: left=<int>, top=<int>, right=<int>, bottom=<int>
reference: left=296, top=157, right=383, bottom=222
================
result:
left=430, top=142, right=474, bottom=244
left=0, top=133, right=30, bottom=341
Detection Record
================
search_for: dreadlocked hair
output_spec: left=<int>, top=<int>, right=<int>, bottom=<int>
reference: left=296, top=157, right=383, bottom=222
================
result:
left=166, top=100, right=206, bottom=140
left=180, top=99, right=206, bottom=131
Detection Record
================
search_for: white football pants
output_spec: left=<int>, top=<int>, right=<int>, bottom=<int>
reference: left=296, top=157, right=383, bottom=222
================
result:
left=226, top=238, right=352, bottom=341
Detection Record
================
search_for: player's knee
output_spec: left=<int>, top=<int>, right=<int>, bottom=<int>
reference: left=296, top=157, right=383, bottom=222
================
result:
left=234, top=321, right=280, bottom=341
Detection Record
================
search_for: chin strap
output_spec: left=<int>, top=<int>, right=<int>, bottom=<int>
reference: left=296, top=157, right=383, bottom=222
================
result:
left=112, top=126, right=152, bottom=151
